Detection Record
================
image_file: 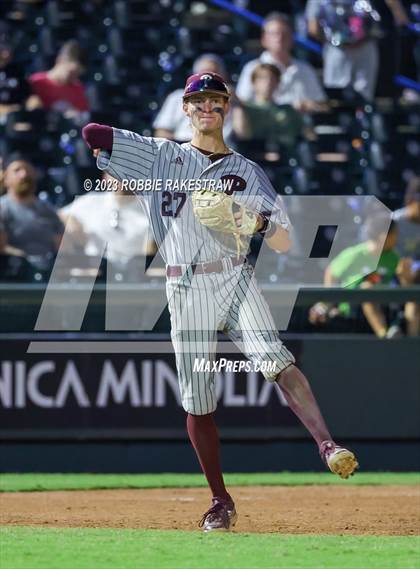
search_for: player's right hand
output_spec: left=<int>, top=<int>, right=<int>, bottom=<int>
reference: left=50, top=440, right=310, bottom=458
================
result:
left=93, top=148, right=100, bottom=157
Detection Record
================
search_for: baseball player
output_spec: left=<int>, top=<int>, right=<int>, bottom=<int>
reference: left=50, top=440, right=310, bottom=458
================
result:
left=82, top=71, right=358, bottom=532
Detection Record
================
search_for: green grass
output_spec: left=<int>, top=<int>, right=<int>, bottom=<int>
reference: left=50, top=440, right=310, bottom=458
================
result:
left=2, top=474, right=419, bottom=568
left=1, top=472, right=418, bottom=492
left=1, top=527, right=419, bottom=569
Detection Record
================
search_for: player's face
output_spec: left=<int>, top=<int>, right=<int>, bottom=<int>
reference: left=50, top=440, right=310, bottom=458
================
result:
left=183, top=95, right=229, bottom=133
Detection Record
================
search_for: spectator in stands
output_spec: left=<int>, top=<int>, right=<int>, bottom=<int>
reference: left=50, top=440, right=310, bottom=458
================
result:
left=236, top=12, right=327, bottom=112
left=309, top=216, right=404, bottom=338
left=393, top=176, right=420, bottom=261
left=232, top=63, right=304, bottom=149
left=29, top=40, right=89, bottom=121
left=0, top=153, right=64, bottom=269
left=59, top=172, right=156, bottom=273
left=153, top=54, right=233, bottom=141
left=305, top=0, right=409, bottom=101
left=392, top=176, right=420, bottom=335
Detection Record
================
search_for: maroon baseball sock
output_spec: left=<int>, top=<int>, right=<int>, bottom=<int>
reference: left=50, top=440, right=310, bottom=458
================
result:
left=186, top=412, right=231, bottom=501
left=276, top=365, right=332, bottom=448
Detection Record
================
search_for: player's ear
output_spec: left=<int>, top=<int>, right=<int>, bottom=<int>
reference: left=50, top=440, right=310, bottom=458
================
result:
left=182, top=100, right=190, bottom=116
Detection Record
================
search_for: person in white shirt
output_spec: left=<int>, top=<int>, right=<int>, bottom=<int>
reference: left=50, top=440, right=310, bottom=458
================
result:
left=59, top=172, right=156, bottom=266
left=153, top=54, right=233, bottom=141
left=236, top=12, right=327, bottom=112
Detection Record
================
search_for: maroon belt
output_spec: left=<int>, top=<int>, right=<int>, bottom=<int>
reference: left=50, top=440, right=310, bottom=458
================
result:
left=166, top=256, right=245, bottom=277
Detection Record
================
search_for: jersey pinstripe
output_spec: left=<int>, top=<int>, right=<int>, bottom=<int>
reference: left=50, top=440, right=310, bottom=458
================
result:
left=167, top=263, right=295, bottom=415
left=97, top=127, right=290, bottom=265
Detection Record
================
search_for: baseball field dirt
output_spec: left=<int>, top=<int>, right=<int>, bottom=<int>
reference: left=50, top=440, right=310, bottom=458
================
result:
left=1, top=485, right=418, bottom=535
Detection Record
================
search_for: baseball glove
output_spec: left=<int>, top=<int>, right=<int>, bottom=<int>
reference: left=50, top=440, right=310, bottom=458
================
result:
left=192, top=189, right=259, bottom=257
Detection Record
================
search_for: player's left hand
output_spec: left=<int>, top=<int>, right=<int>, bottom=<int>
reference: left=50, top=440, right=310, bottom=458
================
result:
left=192, top=190, right=259, bottom=236
left=193, top=190, right=260, bottom=256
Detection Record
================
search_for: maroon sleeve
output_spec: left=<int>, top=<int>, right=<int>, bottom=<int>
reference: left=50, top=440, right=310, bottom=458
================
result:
left=82, top=123, right=113, bottom=153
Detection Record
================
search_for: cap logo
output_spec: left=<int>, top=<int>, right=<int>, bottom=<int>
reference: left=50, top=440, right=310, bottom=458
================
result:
left=183, top=72, right=229, bottom=99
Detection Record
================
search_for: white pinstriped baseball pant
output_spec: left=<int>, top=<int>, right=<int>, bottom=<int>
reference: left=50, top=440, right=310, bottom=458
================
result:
left=166, top=260, right=295, bottom=415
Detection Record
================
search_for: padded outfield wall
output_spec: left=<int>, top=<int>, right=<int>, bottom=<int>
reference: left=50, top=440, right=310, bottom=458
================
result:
left=1, top=334, right=419, bottom=472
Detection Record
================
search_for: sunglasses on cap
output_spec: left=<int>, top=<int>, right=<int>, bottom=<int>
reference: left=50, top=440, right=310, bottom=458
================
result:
left=184, top=75, right=230, bottom=99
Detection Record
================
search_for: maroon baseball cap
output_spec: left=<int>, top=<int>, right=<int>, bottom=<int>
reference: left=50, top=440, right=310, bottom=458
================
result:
left=183, top=72, right=230, bottom=100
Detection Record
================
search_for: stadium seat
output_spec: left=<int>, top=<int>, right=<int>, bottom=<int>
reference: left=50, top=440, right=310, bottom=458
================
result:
left=112, top=0, right=176, bottom=28
left=45, top=0, right=100, bottom=29
left=363, top=167, right=414, bottom=210
left=303, top=163, right=366, bottom=196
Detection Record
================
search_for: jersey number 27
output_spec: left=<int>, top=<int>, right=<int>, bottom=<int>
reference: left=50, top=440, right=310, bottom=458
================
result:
left=161, top=191, right=186, bottom=217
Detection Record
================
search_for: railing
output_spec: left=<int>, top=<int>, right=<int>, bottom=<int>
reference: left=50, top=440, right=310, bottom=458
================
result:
left=1, top=283, right=419, bottom=305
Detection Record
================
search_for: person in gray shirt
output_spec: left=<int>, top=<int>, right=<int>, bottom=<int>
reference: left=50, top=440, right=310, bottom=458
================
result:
left=0, top=153, right=64, bottom=268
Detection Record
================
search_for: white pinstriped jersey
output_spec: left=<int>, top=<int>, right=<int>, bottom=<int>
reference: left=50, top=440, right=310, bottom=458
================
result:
left=97, top=127, right=291, bottom=265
